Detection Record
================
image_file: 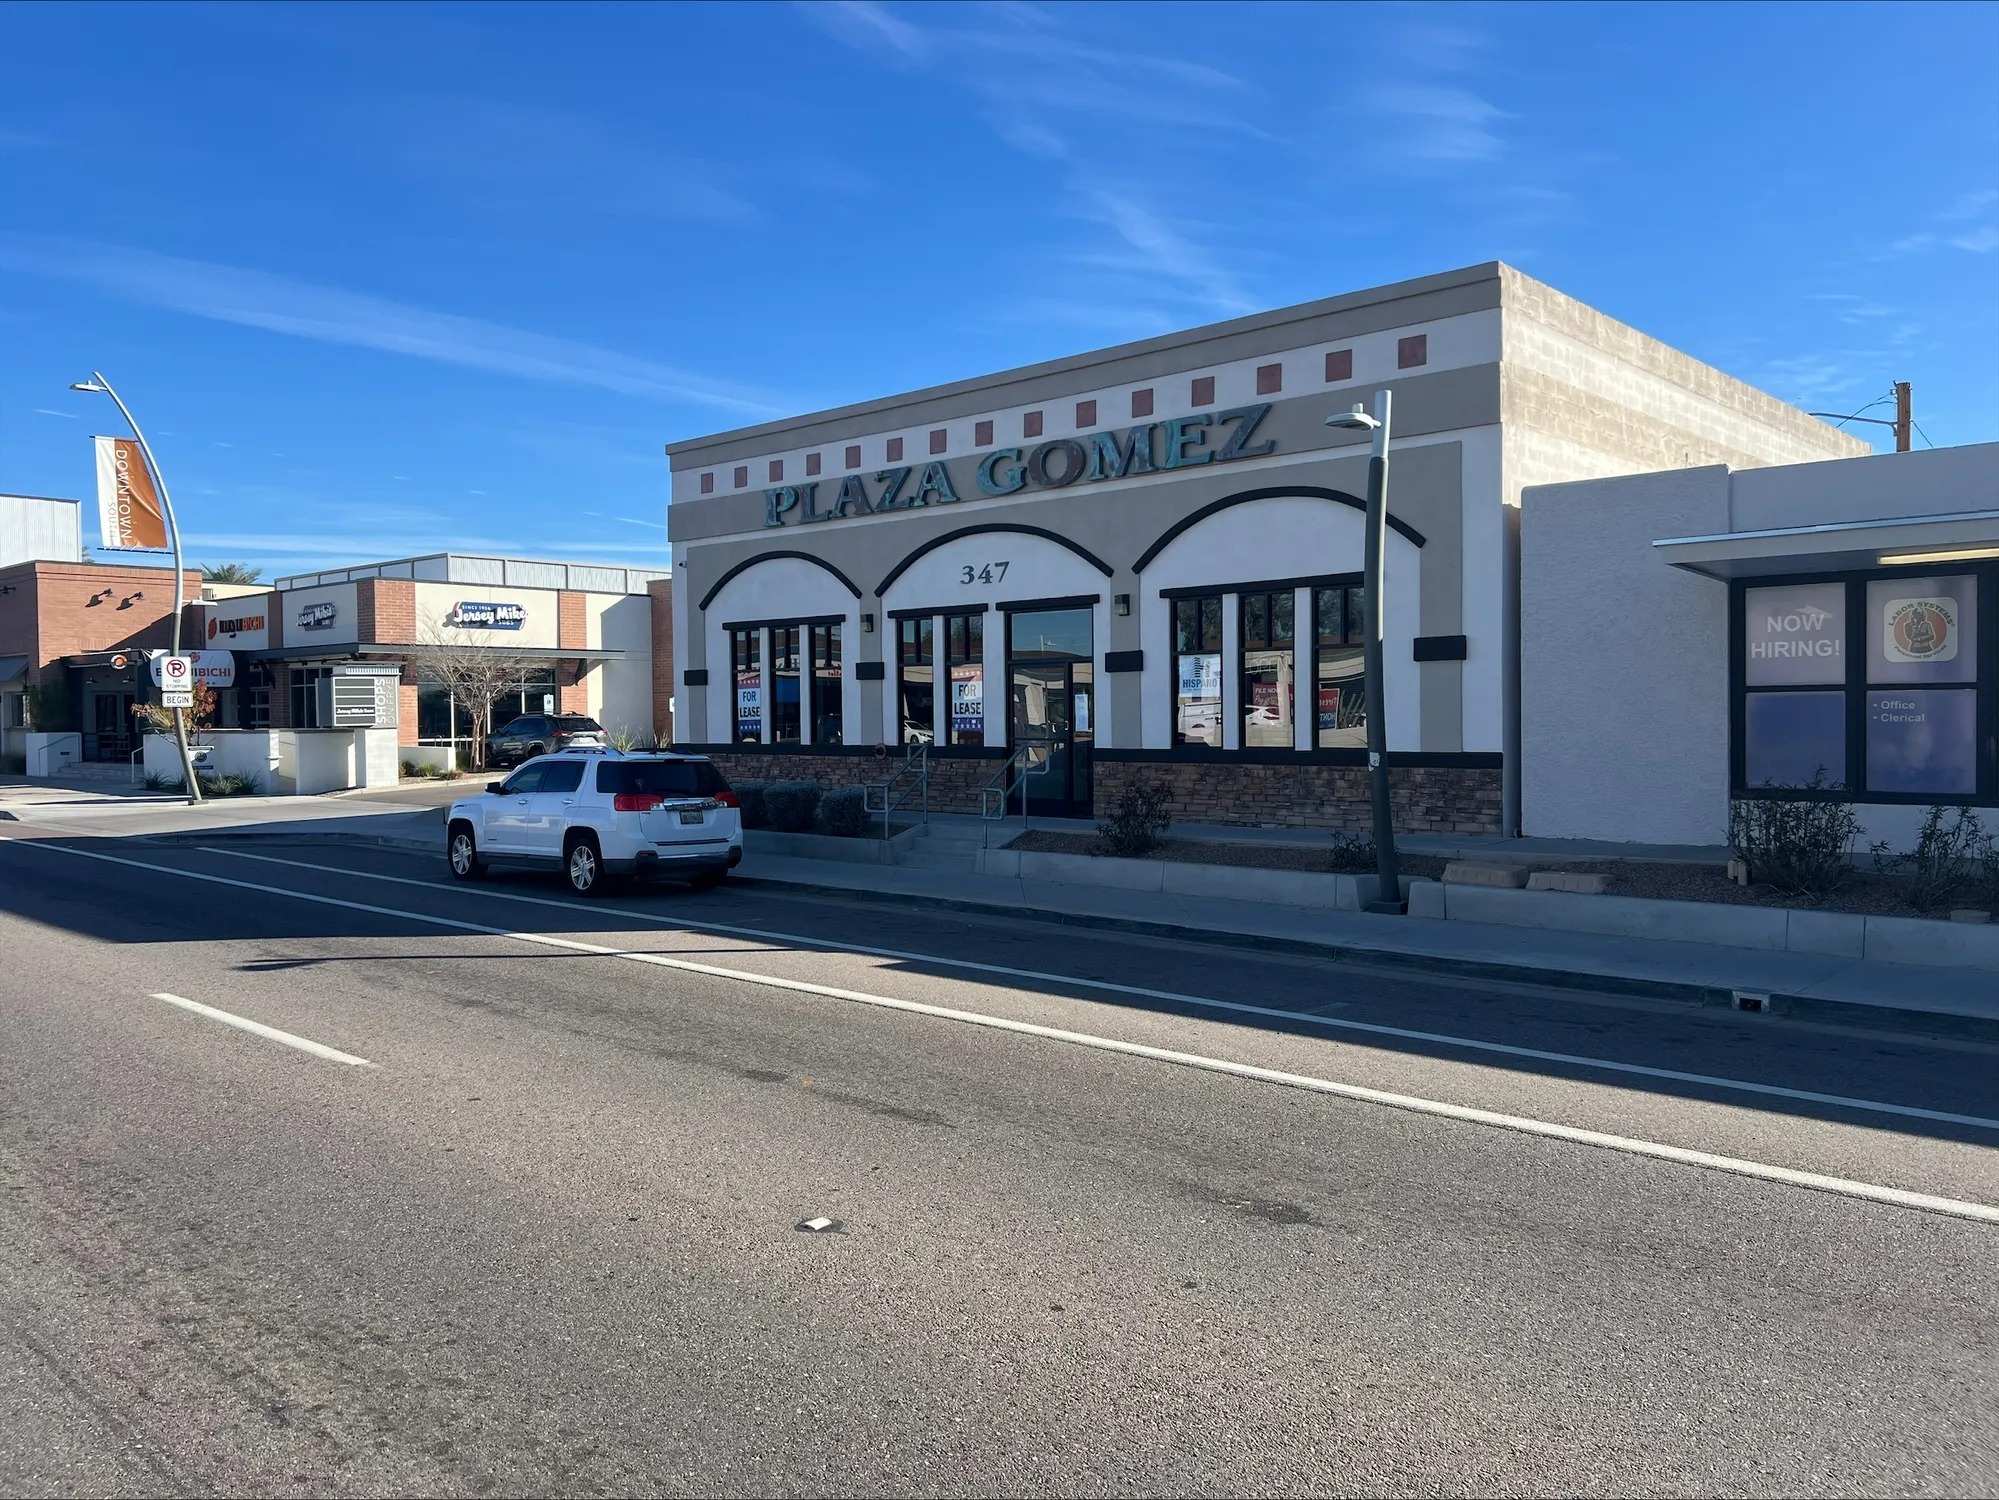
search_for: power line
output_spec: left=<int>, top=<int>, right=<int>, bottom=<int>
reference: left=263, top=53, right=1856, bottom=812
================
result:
left=1913, top=421, right=1938, bottom=450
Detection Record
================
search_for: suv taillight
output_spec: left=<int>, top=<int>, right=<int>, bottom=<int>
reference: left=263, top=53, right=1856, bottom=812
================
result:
left=713, top=790, right=739, bottom=808
left=612, top=793, right=661, bottom=812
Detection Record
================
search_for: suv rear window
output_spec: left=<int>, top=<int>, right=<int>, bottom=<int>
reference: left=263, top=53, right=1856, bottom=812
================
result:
left=553, top=716, right=601, bottom=731
left=596, top=760, right=728, bottom=798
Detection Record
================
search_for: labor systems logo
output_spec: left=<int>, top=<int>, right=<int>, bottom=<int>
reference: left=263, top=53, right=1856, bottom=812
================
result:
left=1883, top=597, right=1957, bottom=664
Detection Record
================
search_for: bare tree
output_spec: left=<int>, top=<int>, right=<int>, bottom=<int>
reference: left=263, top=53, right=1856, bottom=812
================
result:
left=403, top=620, right=541, bottom=770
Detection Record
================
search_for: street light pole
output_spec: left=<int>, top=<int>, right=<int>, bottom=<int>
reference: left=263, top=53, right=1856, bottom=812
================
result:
left=71, top=372, right=202, bottom=806
left=1328, top=389, right=1402, bottom=914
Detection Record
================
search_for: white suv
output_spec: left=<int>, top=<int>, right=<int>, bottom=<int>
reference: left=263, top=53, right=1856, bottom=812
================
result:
left=445, top=751, right=743, bottom=896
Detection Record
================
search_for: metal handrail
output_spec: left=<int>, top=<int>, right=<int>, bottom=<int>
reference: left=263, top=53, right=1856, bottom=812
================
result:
left=863, top=742, right=930, bottom=841
left=979, top=742, right=1052, bottom=847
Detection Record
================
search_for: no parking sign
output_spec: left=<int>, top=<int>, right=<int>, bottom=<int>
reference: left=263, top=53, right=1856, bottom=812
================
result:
left=161, top=653, right=194, bottom=709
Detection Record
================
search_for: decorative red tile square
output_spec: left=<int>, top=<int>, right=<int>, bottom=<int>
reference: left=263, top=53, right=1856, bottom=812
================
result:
left=1023, top=410, right=1044, bottom=438
left=805, top=452, right=822, bottom=476
left=1191, top=375, right=1215, bottom=406
left=886, top=436, right=904, bottom=462
left=1398, top=334, right=1428, bottom=369
left=1256, top=363, right=1282, bottom=395
left=1325, top=348, right=1353, bottom=382
left=1075, top=399, right=1097, bottom=427
left=975, top=419, right=993, bottom=446
left=930, top=428, right=947, bottom=454
left=845, top=445, right=862, bottom=469
left=1131, top=388, right=1154, bottom=418
left=769, top=459, right=784, bottom=482
left=733, top=465, right=748, bottom=489
left=700, top=472, right=715, bottom=495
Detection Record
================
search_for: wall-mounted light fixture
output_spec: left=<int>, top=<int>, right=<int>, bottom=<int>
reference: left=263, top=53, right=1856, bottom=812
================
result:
left=89, top=588, right=115, bottom=604
left=1114, top=593, right=1131, bottom=617
left=1878, top=544, right=1999, bottom=566
left=862, top=612, right=876, bottom=633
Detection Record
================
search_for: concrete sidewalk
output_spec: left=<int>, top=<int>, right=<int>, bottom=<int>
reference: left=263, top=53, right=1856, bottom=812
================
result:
left=5, top=790, right=1992, bottom=1044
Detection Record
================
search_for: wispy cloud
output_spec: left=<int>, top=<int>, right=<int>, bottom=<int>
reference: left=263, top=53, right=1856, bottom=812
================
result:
left=0, top=234, right=793, bottom=418
left=33, top=407, right=79, bottom=419
left=805, top=1, right=1266, bottom=323
left=1366, top=83, right=1509, bottom=164
left=1072, top=193, right=1258, bottom=317
left=1947, top=225, right=1999, bottom=253
left=1941, top=188, right=1999, bottom=221
left=806, top=0, right=930, bottom=63
left=355, top=94, right=756, bottom=224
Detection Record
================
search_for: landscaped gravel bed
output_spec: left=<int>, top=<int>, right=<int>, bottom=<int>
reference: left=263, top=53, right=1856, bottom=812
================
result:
left=1006, top=831, right=1997, bottom=922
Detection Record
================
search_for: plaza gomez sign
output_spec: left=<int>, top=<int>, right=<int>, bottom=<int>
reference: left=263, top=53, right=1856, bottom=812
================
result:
left=761, top=404, right=1277, bottom=528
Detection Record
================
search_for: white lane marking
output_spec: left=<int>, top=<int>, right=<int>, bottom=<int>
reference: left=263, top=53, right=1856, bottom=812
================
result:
left=14, top=840, right=1999, bottom=1227
left=199, top=846, right=1999, bottom=1135
left=149, top=991, right=377, bottom=1068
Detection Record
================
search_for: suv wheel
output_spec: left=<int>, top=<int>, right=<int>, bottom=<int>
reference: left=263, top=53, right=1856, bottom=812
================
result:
left=527, top=742, right=547, bottom=760
left=565, top=832, right=607, bottom=897
left=447, top=823, right=487, bottom=881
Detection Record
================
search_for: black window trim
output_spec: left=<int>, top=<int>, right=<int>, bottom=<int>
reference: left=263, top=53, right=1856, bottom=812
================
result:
left=1729, top=562, right=1996, bottom=805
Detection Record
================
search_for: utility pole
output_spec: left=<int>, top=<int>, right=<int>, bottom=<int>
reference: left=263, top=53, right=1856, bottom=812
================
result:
left=1893, top=381, right=1912, bottom=453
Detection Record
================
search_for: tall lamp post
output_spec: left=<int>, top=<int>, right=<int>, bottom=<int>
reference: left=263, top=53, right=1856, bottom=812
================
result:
left=1327, top=389, right=1401, bottom=914
left=70, top=373, right=203, bottom=806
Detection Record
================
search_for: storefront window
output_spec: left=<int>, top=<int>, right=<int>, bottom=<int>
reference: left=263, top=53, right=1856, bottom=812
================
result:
left=1173, top=595, right=1222, bottom=747
left=811, top=621, right=843, bottom=745
left=946, top=612, right=984, bottom=746
left=1314, top=586, right=1366, bottom=748
left=1864, top=574, right=1977, bottom=795
left=1736, top=572, right=1992, bottom=801
left=897, top=618, right=934, bottom=745
left=1240, top=590, right=1295, bottom=748
left=771, top=627, right=801, bottom=743
left=289, top=666, right=331, bottom=729
left=732, top=629, right=763, bottom=743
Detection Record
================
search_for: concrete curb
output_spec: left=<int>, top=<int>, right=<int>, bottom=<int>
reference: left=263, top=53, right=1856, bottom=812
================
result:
left=726, top=874, right=1999, bottom=1046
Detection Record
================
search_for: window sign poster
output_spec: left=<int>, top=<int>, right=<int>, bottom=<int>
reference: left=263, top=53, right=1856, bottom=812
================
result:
left=1074, top=690, right=1091, bottom=735
left=735, top=673, right=762, bottom=737
left=1178, top=653, right=1221, bottom=703
left=1867, top=574, right=1977, bottom=685
left=1866, top=690, right=1978, bottom=795
left=1743, top=582, right=1845, bottom=687
left=950, top=664, right=983, bottom=735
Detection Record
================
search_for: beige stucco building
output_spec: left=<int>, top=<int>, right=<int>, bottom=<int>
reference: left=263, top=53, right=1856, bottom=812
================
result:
left=664, top=263, right=1866, bottom=834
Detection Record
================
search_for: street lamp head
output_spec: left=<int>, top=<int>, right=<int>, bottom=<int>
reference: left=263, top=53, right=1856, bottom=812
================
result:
left=1326, top=402, right=1379, bottom=431
left=69, top=380, right=109, bottom=394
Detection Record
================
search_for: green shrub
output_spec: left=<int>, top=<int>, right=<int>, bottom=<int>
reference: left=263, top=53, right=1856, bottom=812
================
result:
left=1322, top=829, right=1378, bottom=872
left=197, top=771, right=262, bottom=798
left=0, top=751, right=23, bottom=776
left=26, top=680, right=72, bottom=732
left=815, top=785, right=870, bottom=838
left=734, top=780, right=769, bottom=830
left=1728, top=770, right=1860, bottom=899
left=142, top=771, right=178, bottom=791
left=1095, top=781, right=1173, bottom=859
left=763, top=779, right=823, bottom=833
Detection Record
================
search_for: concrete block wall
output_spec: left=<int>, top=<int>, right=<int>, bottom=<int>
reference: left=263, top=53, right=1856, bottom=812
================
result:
left=1095, top=758, right=1503, bottom=836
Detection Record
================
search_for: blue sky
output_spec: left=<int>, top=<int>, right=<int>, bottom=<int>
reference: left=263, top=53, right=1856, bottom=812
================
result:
left=1, top=0, right=1994, bottom=579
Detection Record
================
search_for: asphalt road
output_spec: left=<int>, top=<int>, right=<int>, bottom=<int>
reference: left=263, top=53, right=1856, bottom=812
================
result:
left=2, top=828, right=1995, bottom=1497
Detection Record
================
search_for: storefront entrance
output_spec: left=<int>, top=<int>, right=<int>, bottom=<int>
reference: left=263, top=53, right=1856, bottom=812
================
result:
left=1006, top=606, right=1094, bottom=817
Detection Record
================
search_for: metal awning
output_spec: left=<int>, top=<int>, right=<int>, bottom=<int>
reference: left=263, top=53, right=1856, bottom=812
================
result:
left=0, top=654, right=27, bottom=682
left=1654, top=508, right=1999, bottom=580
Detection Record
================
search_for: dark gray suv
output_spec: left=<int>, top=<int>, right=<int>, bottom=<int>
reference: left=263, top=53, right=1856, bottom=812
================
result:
left=485, top=713, right=606, bottom=767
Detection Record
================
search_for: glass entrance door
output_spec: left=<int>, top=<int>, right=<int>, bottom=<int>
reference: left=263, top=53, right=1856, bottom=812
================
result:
left=1006, top=606, right=1094, bottom=817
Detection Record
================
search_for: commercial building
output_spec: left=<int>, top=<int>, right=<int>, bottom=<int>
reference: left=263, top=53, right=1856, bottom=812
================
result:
left=1524, top=441, right=1999, bottom=848
left=2, top=535, right=675, bottom=785
left=663, top=262, right=1866, bottom=832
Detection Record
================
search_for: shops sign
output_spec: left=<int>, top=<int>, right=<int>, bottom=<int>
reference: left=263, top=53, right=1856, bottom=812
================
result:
left=450, top=601, right=527, bottom=630
left=762, top=404, right=1278, bottom=528
left=297, top=601, right=337, bottom=630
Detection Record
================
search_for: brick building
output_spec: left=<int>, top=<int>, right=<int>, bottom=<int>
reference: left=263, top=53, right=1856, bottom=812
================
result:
left=663, top=262, right=1867, bottom=835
